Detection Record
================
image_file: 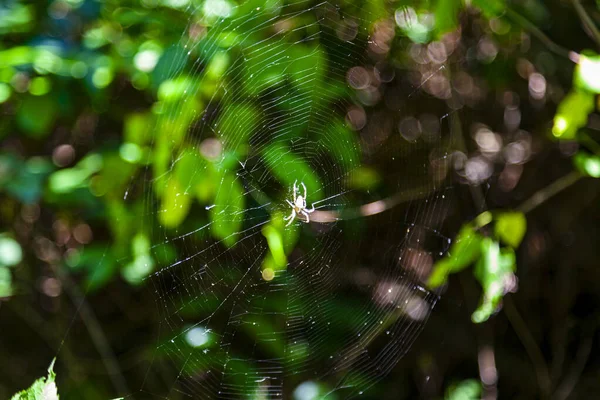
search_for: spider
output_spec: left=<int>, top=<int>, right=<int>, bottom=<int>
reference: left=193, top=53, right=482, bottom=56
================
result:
left=284, top=180, right=315, bottom=226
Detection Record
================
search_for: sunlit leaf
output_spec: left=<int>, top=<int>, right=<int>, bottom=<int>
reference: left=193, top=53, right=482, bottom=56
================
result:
left=427, top=258, right=454, bottom=288
left=0, top=4, right=33, bottom=34
left=495, top=212, right=526, bottom=248
left=574, top=151, right=600, bottom=178
left=10, top=359, right=58, bottom=400
left=552, top=90, right=595, bottom=139
left=444, top=379, right=482, bottom=400
left=29, top=77, right=51, bottom=96
left=0, top=82, right=11, bottom=103
left=124, top=112, right=153, bottom=145
left=261, top=211, right=300, bottom=274
left=122, top=254, right=154, bottom=285
left=262, top=224, right=287, bottom=267
left=428, top=225, right=483, bottom=288
left=48, top=154, right=103, bottom=194
left=157, top=76, right=198, bottom=102
left=447, top=225, right=483, bottom=271
left=48, top=169, right=91, bottom=194
left=472, top=239, right=516, bottom=323
left=206, top=51, right=230, bottom=79
left=0, top=235, right=22, bottom=267
left=575, top=53, right=600, bottom=93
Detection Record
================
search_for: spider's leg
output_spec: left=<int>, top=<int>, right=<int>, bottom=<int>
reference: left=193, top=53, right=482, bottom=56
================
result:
left=286, top=199, right=294, bottom=208
left=301, top=211, right=310, bottom=223
left=301, top=182, right=307, bottom=199
left=305, top=204, right=315, bottom=212
left=293, top=180, right=298, bottom=199
left=285, top=210, right=296, bottom=226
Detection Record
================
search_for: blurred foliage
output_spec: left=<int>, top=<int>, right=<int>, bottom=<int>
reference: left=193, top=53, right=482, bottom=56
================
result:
left=429, top=210, right=525, bottom=323
left=444, top=379, right=481, bottom=400
left=2, top=0, right=600, bottom=398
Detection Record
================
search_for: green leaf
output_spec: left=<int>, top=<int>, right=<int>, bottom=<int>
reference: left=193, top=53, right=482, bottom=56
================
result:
left=242, top=40, right=287, bottom=95
left=552, top=90, right=595, bottom=139
left=495, top=212, right=527, bottom=248
left=16, top=94, right=58, bottom=138
left=321, top=120, right=361, bottom=171
left=574, top=151, right=600, bottom=178
left=260, top=211, right=300, bottom=276
left=427, top=258, right=454, bottom=288
left=66, top=246, right=119, bottom=291
left=175, top=149, right=205, bottom=190
left=447, top=225, right=483, bottom=271
left=215, top=103, right=261, bottom=155
left=210, top=171, right=245, bottom=247
left=428, top=225, right=483, bottom=288
left=173, top=148, right=218, bottom=204
left=10, top=359, right=58, bottom=400
left=444, top=379, right=482, bottom=400
left=124, top=112, right=152, bottom=145
left=0, top=267, right=13, bottom=298
left=435, top=0, right=461, bottom=35
left=122, top=254, right=154, bottom=285
left=262, top=224, right=287, bottom=268
left=261, top=143, right=323, bottom=202
left=427, top=224, right=483, bottom=288
left=472, top=239, right=516, bottom=323
left=287, top=45, right=327, bottom=107
left=575, top=53, right=600, bottom=93
left=48, top=154, right=103, bottom=194
left=122, top=233, right=155, bottom=285
left=157, top=76, right=198, bottom=102
left=158, top=176, right=192, bottom=228
left=48, top=169, right=89, bottom=194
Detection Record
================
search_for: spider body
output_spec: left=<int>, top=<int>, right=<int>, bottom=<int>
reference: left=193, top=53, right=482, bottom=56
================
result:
left=284, top=181, right=315, bottom=226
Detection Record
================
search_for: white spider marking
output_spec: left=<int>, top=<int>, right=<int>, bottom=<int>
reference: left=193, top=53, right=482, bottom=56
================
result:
left=283, top=180, right=315, bottom=227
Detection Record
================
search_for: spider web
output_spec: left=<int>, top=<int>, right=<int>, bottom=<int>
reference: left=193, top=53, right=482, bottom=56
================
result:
left=134, top=1, right=456, bottom=398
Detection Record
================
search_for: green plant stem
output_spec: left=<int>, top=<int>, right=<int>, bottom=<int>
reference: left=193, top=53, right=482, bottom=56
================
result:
left=53, top=263, right=129, bottom=396
left=503, top=296, right=552, bottom=399
left=553, top=324, right=594, bottom=400
left=572, top=0, right=600, bottom=48
left=517, top=171, right=582, bottom=214
left=580, top=132, right=600, bottom=155
left=505, top=8, right=579, bottom=61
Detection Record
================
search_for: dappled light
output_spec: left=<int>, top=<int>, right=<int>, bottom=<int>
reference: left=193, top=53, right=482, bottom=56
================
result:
left=2, top=0, right=600, bottom=399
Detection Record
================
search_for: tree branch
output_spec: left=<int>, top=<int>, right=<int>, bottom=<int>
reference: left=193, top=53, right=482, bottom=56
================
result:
left=503, top=296, right=552, bottom=399
left=505, top=8, right=579, bottom=62
left=517, top=171, right=583, bottom=214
